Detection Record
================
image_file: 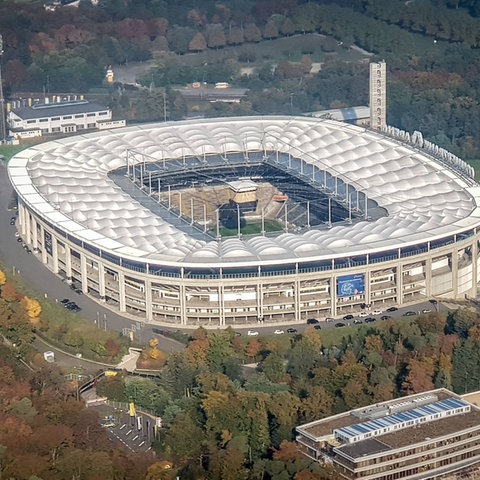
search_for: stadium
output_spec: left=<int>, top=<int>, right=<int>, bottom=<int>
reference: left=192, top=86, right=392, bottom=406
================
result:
left=8, top=115, right=480, bottom=327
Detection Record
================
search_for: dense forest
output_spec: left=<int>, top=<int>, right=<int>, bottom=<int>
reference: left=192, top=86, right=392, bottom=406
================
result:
left=2, top=0, right=480, bottom=159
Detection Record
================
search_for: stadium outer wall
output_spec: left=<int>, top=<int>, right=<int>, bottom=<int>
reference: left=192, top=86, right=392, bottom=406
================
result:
left=10, top=116, right=480, bottom=328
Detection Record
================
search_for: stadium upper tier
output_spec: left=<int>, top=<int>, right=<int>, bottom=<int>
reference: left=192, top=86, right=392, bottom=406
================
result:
left=8, top=116, right=480, bottom=268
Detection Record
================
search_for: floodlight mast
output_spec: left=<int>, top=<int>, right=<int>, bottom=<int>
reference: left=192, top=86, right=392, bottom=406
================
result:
left=0, top=34, right=6, bottom=143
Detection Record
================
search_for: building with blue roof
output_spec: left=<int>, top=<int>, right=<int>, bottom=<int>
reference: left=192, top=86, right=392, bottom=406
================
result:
left=296, top=389, right=480, bottom=480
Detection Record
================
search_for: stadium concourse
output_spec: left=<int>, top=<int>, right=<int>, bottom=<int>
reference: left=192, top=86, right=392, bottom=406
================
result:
left=7, top=115, right=480, bottom=328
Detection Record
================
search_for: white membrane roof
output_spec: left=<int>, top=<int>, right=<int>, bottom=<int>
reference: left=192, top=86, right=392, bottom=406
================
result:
left=8, top=116, right=480, bottom=268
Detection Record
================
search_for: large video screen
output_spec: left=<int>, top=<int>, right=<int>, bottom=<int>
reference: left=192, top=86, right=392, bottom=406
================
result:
left=337, top=273, right=365, bottom=297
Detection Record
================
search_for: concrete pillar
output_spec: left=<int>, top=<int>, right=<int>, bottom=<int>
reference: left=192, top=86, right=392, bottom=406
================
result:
left=218, top=284, right=225, bottom=326
left=52, top=236, right=59, bottom=273
left=179, top=282, right=186, bottom=325
left=257, top=282, right=263, bottom=322
left=145, top=279, right=153, bottom=321
left=451, top=249, right=459, bottom=298
left=98, top=263, right=106, bottom=299
left=471, top=239, right=478, bottom=297
left=19, top=203, right=26, bottom=236
left=65, top=245, right=72, bottom=280
left=294, top=277, right=301, bottom=322
left=397, top=264, right=403, bottom=305
left=425, top=256, right=432, bottom=298
left=118, top=271, right=126, bottom=312
left=24, top=211, right=31, bottom=243
left=40, top=225, right=47, bottom=265
left=364, top=270, right=371, bottom=306
left=331, top=275, right=337, bottom=316
left=80, top=253, right=88, bottom=293
left=31, top=216, right=38, bottom=251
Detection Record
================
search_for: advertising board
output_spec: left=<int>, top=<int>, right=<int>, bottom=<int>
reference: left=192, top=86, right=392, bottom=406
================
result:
left=337, top=274, right=365, bottom=297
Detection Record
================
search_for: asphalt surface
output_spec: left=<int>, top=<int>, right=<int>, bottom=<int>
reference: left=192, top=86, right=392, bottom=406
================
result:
left=0, top=162, right=184, bottom=356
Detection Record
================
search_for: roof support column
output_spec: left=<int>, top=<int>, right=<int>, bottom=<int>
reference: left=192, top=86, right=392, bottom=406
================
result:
left=40, top=224, right=48, bottom=265
left=51, top=236, right=59, bottom=274
left=425, top=256, right=432, bottom=298
left=31, top=215, right=38, bottom=251
left=179, top=282, right=186, bottom=326
left=294, top=275, right=301, bottom=322
left=145, top=278, right=153, bottom=322
left=64, top=245, right=72, bottom=281
left=117, top=270, right=126, bottom=312
left=470, top=237, right=478, bottom=298
left=80, top=253, right=88, bottom=294
left=330, top=274, right=337, bottom=316
left=396, top=262, right=403, bottom=305
left=24, top=209, right=31, bottom=244
left=98, top=262, right=105, bottom=299
left=18, top=202, right=26, bottom=237
left=218, top=284, right=225, bottom=327
left=451, top=248, right=459, bottom=298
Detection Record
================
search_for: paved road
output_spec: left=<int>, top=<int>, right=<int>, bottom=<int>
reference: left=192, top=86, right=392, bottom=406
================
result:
left=0, top=162, right=184, bottom=355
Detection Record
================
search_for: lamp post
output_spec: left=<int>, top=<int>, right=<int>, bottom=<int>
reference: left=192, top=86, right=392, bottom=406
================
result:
left=103, top=313, right=107, bottom=332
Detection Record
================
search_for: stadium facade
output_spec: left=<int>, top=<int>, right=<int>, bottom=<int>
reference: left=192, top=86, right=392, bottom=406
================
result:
left=8, top=116, right=480, bottom=327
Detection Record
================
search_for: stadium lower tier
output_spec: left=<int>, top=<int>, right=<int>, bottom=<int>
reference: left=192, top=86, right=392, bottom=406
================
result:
left=18, top=202, right=480, bottom=327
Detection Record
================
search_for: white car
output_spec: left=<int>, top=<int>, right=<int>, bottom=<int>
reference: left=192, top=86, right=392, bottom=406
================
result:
left=273, top=329, right=285, bottom=335
left=247, top=330, right=259, bottom=336
left=373, top=309, right=382, bottom=315
left=358, top=311, right=368, bottom=317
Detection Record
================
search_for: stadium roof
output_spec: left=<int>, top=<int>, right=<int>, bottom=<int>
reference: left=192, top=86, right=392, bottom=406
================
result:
left=8, top=116, right=480, bottom=268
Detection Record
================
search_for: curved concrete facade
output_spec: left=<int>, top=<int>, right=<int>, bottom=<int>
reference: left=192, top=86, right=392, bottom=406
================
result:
left=9, top=116, right=480, bottom=327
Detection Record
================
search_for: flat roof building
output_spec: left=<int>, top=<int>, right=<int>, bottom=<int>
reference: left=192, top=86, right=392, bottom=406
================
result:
left=296, top=389, right=480, bottom=480
left=6, top=97, right=124, bottom=139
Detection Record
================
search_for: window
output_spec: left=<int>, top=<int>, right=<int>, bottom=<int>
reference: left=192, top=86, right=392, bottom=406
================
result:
left=52, top=127, right=61, bottom=132
left=63, top=115, right=72, bottom=120
left=39, top=118, right=48, bottom=122
left=27, top=119, right=36, bottom=124
left=99, top=111, right=108, bottom=116
left=75, top=114, right=83, bottom=118
left=86, top=113, right=95, bottom=117
left=52, top=117, right=60, bottom=121
left=87, top=123, right=96, bottom=128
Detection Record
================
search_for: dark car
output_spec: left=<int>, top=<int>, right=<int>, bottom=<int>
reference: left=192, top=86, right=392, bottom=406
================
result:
left=287, top=328, right=298, bottom=334
left=60, top=298, right=70, bottom=304
left=307, top=318, right=319, bottom=325
left=364, top=317, right=376, bottom=323
left=403, top=311, right=417, bottom=317
left=343, top=314, right=354, bottom=321
left=335, top=322, right=346, bottom=328
left=386, top=306, right=398, bottom=312
left=313, top=324, right=322, bottom=330
left=380, top=315, right=391, bottom=320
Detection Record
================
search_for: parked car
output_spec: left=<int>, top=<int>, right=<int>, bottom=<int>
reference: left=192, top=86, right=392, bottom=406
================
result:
left=380, top=315, right=391, bottom=320
left=403, top=311, right=416, bottom=316
left=335, top=322, right=346, bottom=328
left=343, top=314, right=354, bottom=320
left=386, top=306, right=398, bottom=312
left=60, top=298, right=70, bottom=304
left=353, top=319, right=363, bottom=325
left=306, top=318, right=319, bottom=324
left=247, top=330, right=259, bottom=336
left=364, top=317, right=376, bottom=323
left=273, top=329, right=285, bottom=335
left=286, top=328, right=298, bottom=334
left=372, top=309, right=382, bottom=315
left=313, top=324, right=322, bottom=330
left=325, top=317, right=335, bottom=322
left=358, top=311, right=368, bottom=317
left=422, top=308, right=432, bottom=314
